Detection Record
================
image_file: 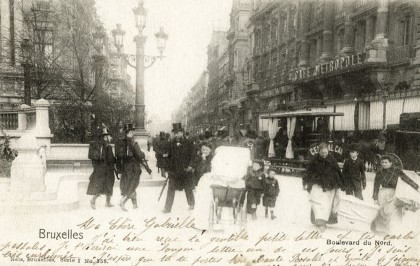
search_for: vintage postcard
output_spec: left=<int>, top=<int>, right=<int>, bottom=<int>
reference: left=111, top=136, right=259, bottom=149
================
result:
left=1, top=0, right=420, bottom=265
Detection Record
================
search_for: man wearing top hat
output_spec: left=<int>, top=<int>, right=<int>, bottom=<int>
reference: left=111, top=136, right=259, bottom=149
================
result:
left=162, top=123, right=195, bottom=213
left=87, top=126, right=116, bottom=209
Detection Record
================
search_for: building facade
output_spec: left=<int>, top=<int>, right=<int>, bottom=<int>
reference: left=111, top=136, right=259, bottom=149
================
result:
left=184, top=71, right=209, bottom=134
left=206, top=30, right=229, bottom=133
left=247, top=0, right=420, bottom=139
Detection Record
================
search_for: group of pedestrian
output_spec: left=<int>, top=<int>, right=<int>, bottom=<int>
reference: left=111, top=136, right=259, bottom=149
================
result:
left=87, top=123, right=146, bottom=212
left=303, top=141, right=420, bottom=233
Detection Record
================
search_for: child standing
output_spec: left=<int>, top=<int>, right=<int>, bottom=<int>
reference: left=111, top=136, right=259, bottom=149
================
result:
left=245, top=160, right=265, bottom=219
left=263, top=168, right=280, bottom=219
left=342, top=144, right=366, bottom=200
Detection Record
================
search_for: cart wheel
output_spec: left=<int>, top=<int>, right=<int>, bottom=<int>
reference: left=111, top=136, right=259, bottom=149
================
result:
left=232, top=198, right=237, bottom=224
left=215, top=198, right=220, bottom=223
left=209, top=201, right=214, bottom=230
left=239, top=204, right=246, bottom=228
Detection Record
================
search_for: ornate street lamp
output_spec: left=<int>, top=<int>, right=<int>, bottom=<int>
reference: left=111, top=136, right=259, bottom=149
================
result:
left=93, top=24, right=106, bottom=54
left=155, top=27, right=168, bottom=57
left=112, top=0, right=168, bottom=138
left=133, top=1, right=147, bottom=30
left=111, top=24, right=125, bottom=52
left=21, top=38, right=33, bottom=106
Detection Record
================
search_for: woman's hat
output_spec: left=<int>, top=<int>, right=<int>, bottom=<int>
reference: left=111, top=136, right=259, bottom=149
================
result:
left=200, top=141, right=212, bottom=149
left=101, top=127, right=110, bottom=136
left=124, top=123, right=134, bottom=133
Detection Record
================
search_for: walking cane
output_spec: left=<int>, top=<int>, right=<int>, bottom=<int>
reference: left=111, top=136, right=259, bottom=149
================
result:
left=158, top=177, right=169, bottom=201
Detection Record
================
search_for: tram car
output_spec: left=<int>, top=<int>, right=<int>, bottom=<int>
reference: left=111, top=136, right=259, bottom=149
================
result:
left=259, top=111, right=345, bottom=175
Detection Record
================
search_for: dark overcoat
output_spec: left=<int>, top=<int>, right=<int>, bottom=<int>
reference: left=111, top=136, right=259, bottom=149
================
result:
left=191, top=152, right=213, bottom=186
left=167, top=137, right=195, bottom=190
left=156, top=138, right=170, bottom=169
left=304, top=153, right=345, bottom=192
left=87, top=142, right=116, bottom=196
left=119, top=140, right=145, bottom=197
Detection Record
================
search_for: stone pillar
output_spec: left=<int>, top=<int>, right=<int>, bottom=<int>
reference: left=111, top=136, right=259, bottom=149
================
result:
left=341, top=15, right=355, bottom=55
left=298, top=1, right=311, bottom=67
left=17, top=104, right=29, bottom=131
left=10, top=132, right=46, bottom=193
left=321, top=0, right=335, bottom=61
left=34, top=98, right=52, bottom=156
left=365, top=16, right=375, bottom=48
left=368, top=0, right=390, bottom=62
left=375, top=0, right=389, bottom=41
left=34, top=99, right=51, bottom=136
left=316, top=37, right=323, bottom=62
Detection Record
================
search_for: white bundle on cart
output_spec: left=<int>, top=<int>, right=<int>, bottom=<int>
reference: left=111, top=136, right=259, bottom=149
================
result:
left=337, top=195, right=379, bottom=231
left=194, top=146, right=251, bottom=230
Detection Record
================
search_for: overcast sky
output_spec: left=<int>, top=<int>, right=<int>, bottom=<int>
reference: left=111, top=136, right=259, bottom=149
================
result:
left=95, top=0, right=232, bottom=121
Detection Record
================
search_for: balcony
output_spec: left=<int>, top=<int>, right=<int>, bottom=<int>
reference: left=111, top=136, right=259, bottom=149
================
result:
left=387, top=45, right=414, bottom=65
left=354, top=0, right=377, bottom=13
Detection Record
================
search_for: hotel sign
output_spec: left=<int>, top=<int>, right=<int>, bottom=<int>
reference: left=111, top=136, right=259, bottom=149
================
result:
left=289, top=53, right=367, bottom=82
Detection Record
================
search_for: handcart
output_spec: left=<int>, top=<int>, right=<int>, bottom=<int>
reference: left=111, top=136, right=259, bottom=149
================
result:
left=205, top=146, right=251, bottom=230
left=209, top=185, right=246, bottom=230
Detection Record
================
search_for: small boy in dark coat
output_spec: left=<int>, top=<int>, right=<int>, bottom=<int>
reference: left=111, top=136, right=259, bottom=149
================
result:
left=342, top=144, right=366, bottom=200
left=245, top=160, right=265, bottom=219
left=263, top=168, right=280, bottom=220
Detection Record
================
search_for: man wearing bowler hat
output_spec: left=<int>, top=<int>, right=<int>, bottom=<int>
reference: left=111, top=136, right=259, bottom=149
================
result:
left=162, top=123, right=195, bottom=213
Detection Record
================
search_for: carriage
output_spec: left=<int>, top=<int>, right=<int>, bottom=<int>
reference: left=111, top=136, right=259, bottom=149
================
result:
left=194, top=146, right=249, bottom=231
left=209, top=185, right=247, bottom=229
left=259, top=111, right=344, bottom=175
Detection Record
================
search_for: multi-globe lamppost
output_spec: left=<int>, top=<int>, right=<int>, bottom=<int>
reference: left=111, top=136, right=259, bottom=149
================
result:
left=112, top=0, right=168, bottom=145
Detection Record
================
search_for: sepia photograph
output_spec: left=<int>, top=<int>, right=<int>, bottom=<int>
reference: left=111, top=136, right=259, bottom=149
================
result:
left=1, top=0, right=420, bottom=265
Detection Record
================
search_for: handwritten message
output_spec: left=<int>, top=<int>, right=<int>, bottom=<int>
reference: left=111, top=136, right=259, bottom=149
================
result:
left=1, top=215, right=420, bottom=266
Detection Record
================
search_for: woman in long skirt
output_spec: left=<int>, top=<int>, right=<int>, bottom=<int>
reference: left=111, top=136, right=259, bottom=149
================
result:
left=118, top=124, right=145, bottom=211
left=87, top=128, right=116, bottom=209
left=304, top=142, right=346, bottom=232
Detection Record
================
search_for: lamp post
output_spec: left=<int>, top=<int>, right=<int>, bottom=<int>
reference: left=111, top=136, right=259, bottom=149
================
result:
left=112, top=0, right=168, bottom=141
left=91, top=23, right=106, bottom=138
left=21, top=38, right=33, bottom=106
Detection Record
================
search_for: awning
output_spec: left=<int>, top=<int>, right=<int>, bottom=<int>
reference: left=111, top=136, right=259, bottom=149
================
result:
left=260, top=111, right=344, bottom=119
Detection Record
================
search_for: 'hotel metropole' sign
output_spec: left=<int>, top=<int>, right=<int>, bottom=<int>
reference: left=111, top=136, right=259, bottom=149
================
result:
left=288, top=53, right=367, bottom=82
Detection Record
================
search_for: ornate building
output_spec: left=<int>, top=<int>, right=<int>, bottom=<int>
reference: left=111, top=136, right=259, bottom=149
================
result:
left=206, top=30, right=229, bottom=133
left=246, top=0, right=420, bottom=139
left=184, top=71, right=209, bottom=134
left=223, top=0, right=253, bottom=136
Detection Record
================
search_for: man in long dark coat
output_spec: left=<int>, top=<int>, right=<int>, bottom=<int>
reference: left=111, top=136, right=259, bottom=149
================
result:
left=87, top=127, right=116, bottom=209
left=117, top=124, right=145, bottom=211
left=155, top=132, right=170, bottom=178
left=162, top=123, right=195, bottom=213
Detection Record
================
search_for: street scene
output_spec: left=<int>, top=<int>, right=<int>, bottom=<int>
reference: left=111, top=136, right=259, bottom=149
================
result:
left=1, top=0, right=420, bottom=265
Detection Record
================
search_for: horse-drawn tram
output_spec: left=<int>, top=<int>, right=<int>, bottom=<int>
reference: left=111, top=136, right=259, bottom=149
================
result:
left=259, top=110, right=345, bottom=176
